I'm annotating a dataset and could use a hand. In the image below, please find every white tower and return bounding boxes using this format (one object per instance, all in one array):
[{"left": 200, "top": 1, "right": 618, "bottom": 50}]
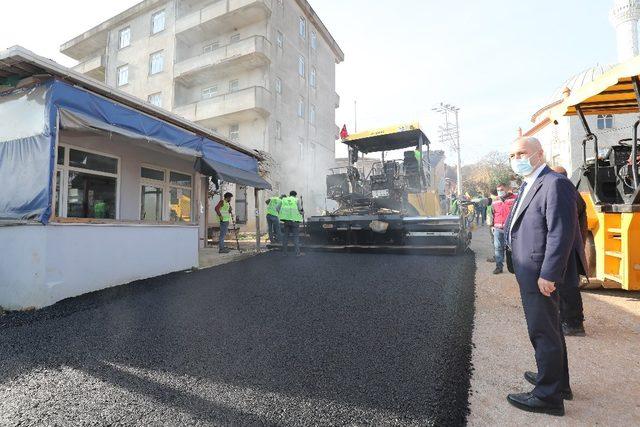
[{"left": 610, "top": 0, "right": 640, "bottom": 62}]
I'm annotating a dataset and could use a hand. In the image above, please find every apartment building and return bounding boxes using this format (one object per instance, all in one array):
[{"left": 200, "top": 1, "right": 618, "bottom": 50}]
[{"left": 61, "top": 0, "right": 344, "bottom": 227}]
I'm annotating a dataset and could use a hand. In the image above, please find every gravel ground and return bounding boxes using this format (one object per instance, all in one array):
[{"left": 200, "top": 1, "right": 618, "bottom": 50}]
[{"left": 0, "top": 251, "right": 476, "bottom": 426}]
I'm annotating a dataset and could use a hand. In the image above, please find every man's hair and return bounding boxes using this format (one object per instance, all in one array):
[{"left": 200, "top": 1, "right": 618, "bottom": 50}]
[
  {"left": 490, "top": 189, "right": 498, "bottom": 196},
  {"left": 289, "top": 190, "right": 297, "bottom": 197},
  {"left": 280, "top": 194, "right": 287, "bottom": 199},
  {"left": 224, "top": 192, "right": 233, "bottom": 199},
  {"left": 496, "top": 183, "right": 507, "bottom": 189}
]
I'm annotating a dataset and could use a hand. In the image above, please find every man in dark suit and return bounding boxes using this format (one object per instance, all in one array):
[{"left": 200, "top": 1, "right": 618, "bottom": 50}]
[{"left": 505, "top": 137, "right": 587, "bottom": 416}]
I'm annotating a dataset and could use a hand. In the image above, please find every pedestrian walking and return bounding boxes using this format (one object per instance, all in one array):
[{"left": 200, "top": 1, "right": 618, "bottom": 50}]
[
  {"left": 490, "top": 183, "right": 517, "bottom": 274},
  {"left": 505, "top": 137, "right": 587, "bottom": 416},
  {"left": 279, "top": 190, "right": 304, "bottom": 256},
  {"left": 552, "top": 166, "right": 587, "bottom": 336},
  {"left": 265, "top": 196, "right": 282, "bottom": 243},
  {"left": 215, "top": 192, "right": 233, "bottom": 253}
]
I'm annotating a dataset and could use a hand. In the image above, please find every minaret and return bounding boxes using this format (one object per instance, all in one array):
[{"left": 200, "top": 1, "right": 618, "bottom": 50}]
[{"left": 610, "top": 0, "right": 640, "bottom": 62}]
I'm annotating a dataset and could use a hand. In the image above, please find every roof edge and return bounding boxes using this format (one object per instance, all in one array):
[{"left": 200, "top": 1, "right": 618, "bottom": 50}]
[
  {"left": 1, "top": 45, "right": 261, "bottom": 160},
  {"left": 294, "top": 0, "right": 344, "bottom": 63}
]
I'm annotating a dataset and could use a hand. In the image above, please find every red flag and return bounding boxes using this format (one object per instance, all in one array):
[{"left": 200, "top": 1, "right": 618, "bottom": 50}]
[{"left": 340, "top": 125, "right": 349, "bottom": 140}]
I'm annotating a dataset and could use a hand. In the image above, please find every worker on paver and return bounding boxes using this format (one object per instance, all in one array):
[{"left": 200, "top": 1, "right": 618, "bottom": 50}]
[
  {"left": 551, "top": 166, "right": 586, "bottom": 337},
  {"left": 279, "top": 190, "right": 304, "bottom": 256},
  {"left": 266, "top": 195, "right": 282, "bottom": 244},
  {"left": 449, "top": 193, "right": 460, "bottom": 215},
  {"left": 215, "top": 192, "right": 233, "bottom": 254},
  {"left": 490, "top": 183, "right": 516, "bottom": 274}
]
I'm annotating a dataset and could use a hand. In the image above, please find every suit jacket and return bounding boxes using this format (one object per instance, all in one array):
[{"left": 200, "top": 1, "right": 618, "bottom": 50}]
[{"left": 507, "top": 166, "right": 588, "bottom": 292}]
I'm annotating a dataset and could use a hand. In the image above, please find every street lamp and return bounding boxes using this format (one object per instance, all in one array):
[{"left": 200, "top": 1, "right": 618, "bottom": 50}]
[{"left": 432, "top": 102, "right": 462, "bottom": 196}]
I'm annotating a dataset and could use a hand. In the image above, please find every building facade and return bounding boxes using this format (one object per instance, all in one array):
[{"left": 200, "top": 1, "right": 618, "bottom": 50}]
[
  {"left": 60, "top": 0, "right": 343, "bottom": 226},
  {"left": 524, "top": 0, "right": 640, "bottom": 173}
]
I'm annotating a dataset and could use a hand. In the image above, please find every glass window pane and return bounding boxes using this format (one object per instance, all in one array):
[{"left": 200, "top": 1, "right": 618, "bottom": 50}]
[
  {"left": 170, "top": 171, "right": 192, "bottom": 187},
  {"left": 141, "top": 185, "right": 163, "bottom": 221},
  {"left": 141, "top": 167, "right": 165, "bottom": 181},
  {"left": 67, "top": 171, "right": 117, "bottom": 219},
  {"left": 152, "top": 10, "right": 165, "bottom": 34},
  {"left": 57, "top": 146, "right": 65, "bottom": 165},
  {"left": 170, "top": 187, "right": 191, "bottom": 222},
  {"left": 55, "top": 170, "right": 62, "bottom": 217},
  {"left": 69, "top": 149, "right": 118, "bottom": 174}
]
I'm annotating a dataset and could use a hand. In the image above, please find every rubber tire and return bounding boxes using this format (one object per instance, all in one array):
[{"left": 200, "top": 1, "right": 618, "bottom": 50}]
[{"left": 580, "top": 231, "right": 601, "bottom": 290}]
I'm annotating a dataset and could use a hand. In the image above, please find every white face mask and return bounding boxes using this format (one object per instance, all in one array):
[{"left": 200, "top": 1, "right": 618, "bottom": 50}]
[{"left": 497, "top": 190, "right": 506, "bottom": 197}]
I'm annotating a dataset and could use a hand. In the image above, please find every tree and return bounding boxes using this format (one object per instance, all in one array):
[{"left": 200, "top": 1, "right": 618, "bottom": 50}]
[{"left": 461, "top": 151, "right": 514, "bottom": 196}]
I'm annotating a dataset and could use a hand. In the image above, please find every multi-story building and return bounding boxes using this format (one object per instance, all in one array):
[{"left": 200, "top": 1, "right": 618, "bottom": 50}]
[{"left": 60, "top": 0, "right": 344, "bottom": 227}]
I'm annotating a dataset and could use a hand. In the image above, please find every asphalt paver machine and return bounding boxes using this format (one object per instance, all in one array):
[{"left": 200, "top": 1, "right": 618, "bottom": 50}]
[
  {"left": 304, "top": 123, "right": 471, "bottom": 254},
  {"left": 548, "top": 57, "right": 640, "bottom": 290}
]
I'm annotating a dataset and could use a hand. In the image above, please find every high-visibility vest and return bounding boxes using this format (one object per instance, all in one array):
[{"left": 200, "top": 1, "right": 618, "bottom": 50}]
[
  {"left": 414, "top": 150, "right": 423, "bottom": 162},
  {"left": 266, "top": 197, "right": 281, "bottom": 217},
  {"left": 220, "top": 200, "right": 231, "bottom": 222},
  {"left": 279, "top": 196, "right": 303, "bottom": 222}
]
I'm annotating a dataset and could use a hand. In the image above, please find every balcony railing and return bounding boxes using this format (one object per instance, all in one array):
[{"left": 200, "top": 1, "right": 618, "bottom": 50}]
[
  {"left": 72, "top": 53, "right": 106, "bottom": 81},
  {"left": 175, "top": 36, "right": 271, "bottom": 80},
  {"left": 174, "top": 86, "right": 271, "bottom": 122},
  {"left": 176, "top": 0, "right": 272, "bottom": 35}
]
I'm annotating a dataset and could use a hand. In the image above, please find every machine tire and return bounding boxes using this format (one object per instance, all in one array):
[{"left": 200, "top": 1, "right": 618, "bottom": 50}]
[{"left": 580, "top": 232, "right": 601, "bottom": 290}]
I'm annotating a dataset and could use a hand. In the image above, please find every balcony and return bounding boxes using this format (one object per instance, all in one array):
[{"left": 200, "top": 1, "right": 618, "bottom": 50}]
[
  {"left": 176, "top": 0, "right": 272, "bottom": 44},
  {"left": 175, "top": 36, "right": 271, "bottom": 85},
  {"left": 72, "top": 53, "right": 106, "bottom": 82},
  {"left": 174, "top": 86, "right": 271, "bottom": 127}
]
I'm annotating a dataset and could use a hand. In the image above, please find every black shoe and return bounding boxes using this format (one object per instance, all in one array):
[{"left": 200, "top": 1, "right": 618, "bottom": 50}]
[
  {"left": 486, "top": 257, "right": 496, "bottom": 263},
  {"left": 219, "top": 249, "right": 230, "bottom": 254},
  {"left": 562, "top": 322, "right": 586, "bottom": 337},
  {"left": 507, "top": 392, "right": 564, "bottom": 416},
  {"left": 524, "top": 371, "right": 574, "bottom": 400},
  {"left": 493, "top": 267, "right": 503, "bottom": 274}
]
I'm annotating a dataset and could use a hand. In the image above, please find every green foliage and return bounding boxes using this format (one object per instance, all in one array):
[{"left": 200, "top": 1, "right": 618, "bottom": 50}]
[{"left": 461, "top": 151, "right": 513, "bottom": 196}]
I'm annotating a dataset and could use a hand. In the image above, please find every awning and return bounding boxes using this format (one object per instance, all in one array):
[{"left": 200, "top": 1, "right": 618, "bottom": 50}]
[
  {"left": 343, "top": 122, "right": 430, "bottom": 153},
  {"left": 547, "top": 55, "right": 640, "bottom": 121}
]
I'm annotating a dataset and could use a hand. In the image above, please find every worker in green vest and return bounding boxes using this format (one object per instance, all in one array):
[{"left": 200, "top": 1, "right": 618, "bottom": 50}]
[
  {"left": 265, "top": 195, "right": 282, "bottom": 243},
  {"left": 279, "top": 190, "right": 304, "bottom": 256},
  {"left": 449, "top": 193, "right": 460, "bottom": 215},
  {"left": 214, "top": 192, "right": 233, "bottom": 253}
]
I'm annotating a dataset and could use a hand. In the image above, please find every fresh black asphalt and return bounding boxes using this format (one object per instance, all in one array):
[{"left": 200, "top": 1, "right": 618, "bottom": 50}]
[{"left": 0, "top": 251, "right": 476, "bottom": 426}]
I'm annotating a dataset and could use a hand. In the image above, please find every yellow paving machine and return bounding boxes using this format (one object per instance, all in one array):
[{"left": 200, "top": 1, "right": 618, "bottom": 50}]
[
  {"left": 548, "top": 57, "right": 640, "bottom": 290},
  {"left": 303, "top": 123, "right": 471, "bottom": 254}
]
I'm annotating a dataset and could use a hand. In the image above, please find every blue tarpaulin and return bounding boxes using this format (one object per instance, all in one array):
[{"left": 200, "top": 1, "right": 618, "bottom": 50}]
[{"left": 0, "top": 79, "right": 270, "bottom": 223}]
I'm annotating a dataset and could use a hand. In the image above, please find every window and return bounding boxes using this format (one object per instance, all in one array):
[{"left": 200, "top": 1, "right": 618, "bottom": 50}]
[
  {"left": 298, "top": 97, "right": 305, "bottom": 118},
  {"left": 230, "top": 33, "right": 241, "bottom": 43},
  {"left": 229, "top": 124, "right": 240, "bottom": 141},
  {"left": 275, "top": 121, "right": 282, "bottom": 140},
  {"left": 119, "top": 27, "right": 131, "bottom": 49},
  {"left": 203, "top": 41, "right": 219, "bottom": 53},
  {"left": 229, "top": 79, "right": 239, "bottom": 93},
  {"left": 310, "top": 67, "right": 316, "bottom": 87},
  {"left": 202, "top": 85, "right": 218, "bottom": 99},
  {"left": 235, "top": 186, "right": 248, "bottom": 224},
  {"left": 311, "top": 30, "right": 317, "bottom": 50},
  {"left": 117, "top": 65, "right": 129, "bottom": 86},
  {"left": 298, "top": 138, "right": 305, "bottom": 160},
  {"left": 148, "top": 92, "right": 162, "bottom": 107},
  {"left": 298, "top": 55, "right": 305, "bottom": 78},
  {"left": 140, "top": 166, "right": 193, "bottom": 223},
  {"left": 275, "top": 77, "right": 282, "bottom": 95},
  {"left": 299, "top": 16, "right": 306, "bottom": 39},
  {"left": 149, "top": 51, "right": 164, "bottom": 75},
  {"left": 597, "top": 114, "right": 614, "bottom": 129},
  {"left": 151, "top": 10, "right": 166, "bottom": 35},
  {"left": 56, "top": 146, "right": 119, "bottom": 220},
  {"left": 310, "top": 104, "right": 316, "bottom": 125},
  {"left": 276, "top": 30, "right": 284, "bottom": 49}
]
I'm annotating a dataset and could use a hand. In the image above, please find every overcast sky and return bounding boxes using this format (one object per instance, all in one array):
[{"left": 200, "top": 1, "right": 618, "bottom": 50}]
[{"left": 1, "top": 1, "right": 618, "bottom": 164}]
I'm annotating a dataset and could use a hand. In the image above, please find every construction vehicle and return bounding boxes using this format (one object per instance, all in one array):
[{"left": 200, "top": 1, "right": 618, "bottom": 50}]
[
  {"left": 303, "top": 123, "right": 471, "bottom": 254},
  {"left": 548, "top": 57, "right": 640, "bottom": 290}
]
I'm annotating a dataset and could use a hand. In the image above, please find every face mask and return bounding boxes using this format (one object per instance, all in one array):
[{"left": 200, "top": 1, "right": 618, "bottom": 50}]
[
  {"left": 510, "top": 151, "right": 540, "bottom": 176},
  {"left": 497, "top": 190, "right": 506, "bottom": 198}
]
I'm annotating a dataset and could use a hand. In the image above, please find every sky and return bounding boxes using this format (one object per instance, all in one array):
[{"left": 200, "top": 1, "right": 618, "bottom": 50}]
[{"left": 0, "top": 1, "right": 619, "bottom": 164}]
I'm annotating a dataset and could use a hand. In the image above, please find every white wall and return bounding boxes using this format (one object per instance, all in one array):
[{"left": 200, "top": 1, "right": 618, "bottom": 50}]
[{"left": 0, "top": 223, "right": 198, "bottom": 310}]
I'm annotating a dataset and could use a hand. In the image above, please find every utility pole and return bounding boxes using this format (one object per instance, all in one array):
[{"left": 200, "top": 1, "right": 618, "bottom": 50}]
[{"left": 432, "top": 103, "right": 462, "bottom": 196}]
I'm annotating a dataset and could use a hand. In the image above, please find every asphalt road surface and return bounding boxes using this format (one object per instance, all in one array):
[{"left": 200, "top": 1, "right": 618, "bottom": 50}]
[{"left": 0, "top": 251, "right": 476, "bottom": 426}]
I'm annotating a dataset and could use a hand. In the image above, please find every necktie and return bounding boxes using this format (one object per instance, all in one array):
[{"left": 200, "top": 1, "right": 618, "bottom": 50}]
[{"left": 505, "top": 181, "right": 528, "bottom": 246}]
